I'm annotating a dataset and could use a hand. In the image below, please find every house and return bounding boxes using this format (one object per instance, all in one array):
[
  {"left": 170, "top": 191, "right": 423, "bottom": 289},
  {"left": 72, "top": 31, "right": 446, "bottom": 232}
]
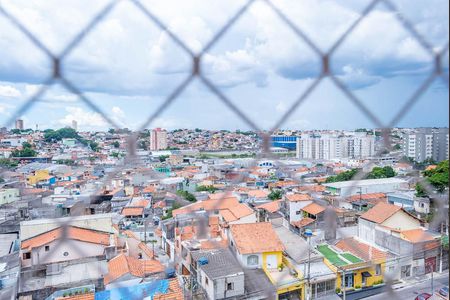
[
  {"left": 281, "top": 193, "right": 313, "bottom": 226},
  {"left": 387, "top": 191, "right": 430, "bottom": 214},
  {"left": 358, "top": 202, "right": 422, "bottom": 244},
  {"left": 191, "top": 248, "right": 245, "bottom": 300},
  {"left": 20, "top": 226, "right": 115, "bottom": 267},
  {"left": 229, "top": 223, "right": 302, "bottom": 300},
  {"left": 358, "top": 202, "right": 443, "bottom": 279},
  {"left": 318, "top": 238, "right": 386, "bottom": 293},
  {"left": 0, "top": 188, "right": 20, "bottom": 206}
]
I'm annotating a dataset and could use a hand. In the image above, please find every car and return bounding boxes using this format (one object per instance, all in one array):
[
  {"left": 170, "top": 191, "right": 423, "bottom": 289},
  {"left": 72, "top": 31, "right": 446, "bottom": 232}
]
[
  {"left": 415, "top": 293, "right": 432, "bottom": 300},
  {"left": 439, "top": 286, "right": 449, "bottom": 297}
]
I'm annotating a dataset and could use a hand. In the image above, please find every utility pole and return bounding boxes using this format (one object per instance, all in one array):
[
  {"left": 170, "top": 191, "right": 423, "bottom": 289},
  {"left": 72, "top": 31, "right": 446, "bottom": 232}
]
[
  {"left": 342, "top": 268, "right": 346, "bottom": 300},
  {"left": 305, "top": 229, "right": 313, "bottom": 300}
]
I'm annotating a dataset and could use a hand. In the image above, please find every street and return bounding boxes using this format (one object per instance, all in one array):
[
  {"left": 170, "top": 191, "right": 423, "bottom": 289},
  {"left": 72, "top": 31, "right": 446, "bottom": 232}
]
[{"left": 366, "top": 273, "right": 449, "bottom": 300}]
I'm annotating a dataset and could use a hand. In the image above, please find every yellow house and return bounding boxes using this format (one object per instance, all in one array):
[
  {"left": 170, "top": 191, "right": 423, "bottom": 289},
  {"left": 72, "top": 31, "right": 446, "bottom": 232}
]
[
  {"left": 318, "top": 238, "right": 386, "bottom": 294},
  {"left": 27, "top": 170, "right": 50, "bottom": 186},
  {"left": 229, "top": 223, "right": 305, "bottom": 299}
]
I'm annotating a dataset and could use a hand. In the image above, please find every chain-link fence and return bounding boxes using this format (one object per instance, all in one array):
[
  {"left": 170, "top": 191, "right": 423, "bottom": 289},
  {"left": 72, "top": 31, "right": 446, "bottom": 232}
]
[{"left": 0, "top": 0, "right": 448, "bottom": 299}]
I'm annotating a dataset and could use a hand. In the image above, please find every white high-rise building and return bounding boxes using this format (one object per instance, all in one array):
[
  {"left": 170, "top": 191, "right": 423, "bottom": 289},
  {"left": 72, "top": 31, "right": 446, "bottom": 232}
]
[
  {"left": 150, "top": 128, "right": 168, "bottom": 151},
  {"left": 296, "top": 132, "right": 375, "bottom": 160},
  {"left": 71, "top": 120, "right": 78, "bottom": 131},
  {"left": 402, "top": 128, "right": 449, "bottom": 162}
]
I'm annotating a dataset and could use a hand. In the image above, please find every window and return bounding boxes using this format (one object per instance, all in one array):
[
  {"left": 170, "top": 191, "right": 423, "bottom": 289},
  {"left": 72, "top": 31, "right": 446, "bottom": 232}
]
[
  {"left": 205, "top": 277, "right": 209, "bottom": 286},
  {"left": 63, "top": 251, "right": 69, "bottom": 257},
  {"left": 45, "top": 245, "right": 50, "bottom": 252},
  {"left": 375, "top": 264, "right": 381, "bottom": 275},
  {"left": 296, "top": 211, "right": 301, "bottom": 215},
  {"left": 247, "top": 255, "right": 259, "bottom": 266},
  {"left": 401, "top": 265, "right": 411, "bottom": 278},
  {"left": 23, "top": 252, "right": 31, "bottom": 260},
  {"left": 227, "top": 282, "right": 234, "bottom": 291}
]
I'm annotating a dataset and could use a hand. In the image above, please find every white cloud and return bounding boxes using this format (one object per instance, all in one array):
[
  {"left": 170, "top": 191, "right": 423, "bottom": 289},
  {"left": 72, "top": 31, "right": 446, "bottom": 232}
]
[
  {"left": 58, "top": 106, "right": 107, "bottom": 129},
  {"left": 0, "top": 85, "right": 21, "bottom": 97}
]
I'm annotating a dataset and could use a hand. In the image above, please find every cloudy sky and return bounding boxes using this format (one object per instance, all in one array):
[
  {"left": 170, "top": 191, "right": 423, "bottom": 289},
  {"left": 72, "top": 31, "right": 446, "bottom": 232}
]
[{"left": 0, "top": 0, "right": 448, "bottom": 131}]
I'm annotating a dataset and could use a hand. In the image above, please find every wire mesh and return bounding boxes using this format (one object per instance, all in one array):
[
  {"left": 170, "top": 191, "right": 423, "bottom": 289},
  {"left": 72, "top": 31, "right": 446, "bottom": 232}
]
[{"left": 0, "top": 0, "right": 448, "bottom": 299}]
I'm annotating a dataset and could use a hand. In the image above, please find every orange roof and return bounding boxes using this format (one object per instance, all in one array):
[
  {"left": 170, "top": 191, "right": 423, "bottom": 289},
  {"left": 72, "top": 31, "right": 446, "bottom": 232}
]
[
  {"left": 220, "top": 204, "right": 254, "bottom": 222},
  {"left": 348, "top": 193, "right": 386, "bottom": 202},
  {"left": 335, "top": 238, "right": 386, "bottom": 262},
  {"left": 401, "top": 229, "right": 436, "bottom": 243},
  {"left": 209, "top": 216, "right": 220, "bottom": 225},
  {"left": 298, "top": 185, "right": 326, "bottom": 192},
  {"left": 143, "top": 186, "right": 157, "bottom": 193},
  {"left": 291, "top": 218, "right": 315, "bottom": 228},
  {"left": 257, "top": 200, "right": 281, "bottom": 213},
  {"left": 122, "top": 207, "right": 144, "bottom": 216},
  {"left": 200, "top": 239, "right": 228, "bottom": 250},
  {"left": 425, "top": 165, "right": 437, "bottom": 171},
  {"left": 360, "top": 202, "right": 402, "bottom": 224},
  {"left": 132, "top": 199, "right": 150, "bottom": 207},
  {"left": 247, "top": 190, "right": 269, "bottom": 198},
  {"left": 173, "top": 197, "right": 240, "bottom": 217},
  {"left": 302, "top": 203, "right": 326, "bottom": 215},
  {"left": 230, "top": 223, "right": 284, "bottom": 254},
  {"left": 208, "top": 192, "right": 234, "bottom": 200},
  {"left": 21, "top": 226, "right": 111, "bottom": 250},
  {"left": 138, "top": 242, "right": 155, "bottom": 259},
  {"left": 285, "top": 193, "right": 313, "bottom": 202},
  {"left": 154, "top": 279, "right": 184, "bottom": 300},
  {"left": 104, "top": 254, "right": 144, "bottom": 285},
  {"left": 142, "top": 259, "right": 164, "bottom": 274}
]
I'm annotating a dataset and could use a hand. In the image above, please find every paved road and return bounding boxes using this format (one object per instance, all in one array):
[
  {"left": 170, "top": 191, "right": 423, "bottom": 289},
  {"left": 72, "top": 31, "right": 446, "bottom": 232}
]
[{"left": 366, "top": 273, "right": 449, "bottom": 300}]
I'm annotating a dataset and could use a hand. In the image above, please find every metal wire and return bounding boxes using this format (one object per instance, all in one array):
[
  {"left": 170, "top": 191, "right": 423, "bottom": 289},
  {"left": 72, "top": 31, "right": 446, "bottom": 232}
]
[{"left": 0, "top": 0, "right": 448, "bottom": 299}]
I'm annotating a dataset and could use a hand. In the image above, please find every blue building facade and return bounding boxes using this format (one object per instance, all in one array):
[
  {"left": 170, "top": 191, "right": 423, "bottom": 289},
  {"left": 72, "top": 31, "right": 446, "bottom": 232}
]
[{"left": 271, "top": 136, "right": 298, "bottom": 150}]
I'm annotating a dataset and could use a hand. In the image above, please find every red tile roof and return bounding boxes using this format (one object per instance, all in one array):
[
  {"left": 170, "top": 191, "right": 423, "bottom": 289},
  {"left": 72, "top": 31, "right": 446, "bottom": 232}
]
[
  {"left": 21, "top": 226, "right": 111, "bottom": 250},
  {"left": 104, "top": 254, "right": 144, "bottom": 285},
  {"left": 257, "top": 200, "right": 281, "bottom": 213},
  {"left": 335, "top": 238, "right": 386, "bottom": 262},
  {"left": 302, "top": 203, "right": 326, "bottom": 215},
  {"left": 230, "top": 223, "right": 284, "bottom": 254},
  {"left": 360, "top": 202, "right": 402, "bottom": 224},
  {"left": 285, "top": 193, "right": 313, "bottom": 202}
]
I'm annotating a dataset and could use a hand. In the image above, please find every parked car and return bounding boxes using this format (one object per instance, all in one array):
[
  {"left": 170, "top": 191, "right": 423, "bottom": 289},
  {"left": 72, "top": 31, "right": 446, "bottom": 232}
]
[
  {"left": 439, "top": 286, "right": 449, "bottom": 297},
  {"left": 415, "top": 293, "right": 432, "bottom": 300}
]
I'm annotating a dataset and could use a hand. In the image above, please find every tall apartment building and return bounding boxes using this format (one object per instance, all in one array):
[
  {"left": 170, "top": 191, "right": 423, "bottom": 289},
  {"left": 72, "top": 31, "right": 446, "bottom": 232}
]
[
  {"left": 150, "top": 128, "right": 168, "bottom": 151},
  {"left": 296, "top": 132, "right": 375, "bottom": 160},
  {"left": 402, "top": 128, "right": 449, "bottom": 162},
  {"left": 15, "top": 119, "right": 24, "bottom": 130}
]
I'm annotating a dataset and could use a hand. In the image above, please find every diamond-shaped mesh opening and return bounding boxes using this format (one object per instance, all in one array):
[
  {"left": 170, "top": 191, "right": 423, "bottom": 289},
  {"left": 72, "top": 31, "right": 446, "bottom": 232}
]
[{"left": 0, "top": 1, "right": 448, "bottom": 299}]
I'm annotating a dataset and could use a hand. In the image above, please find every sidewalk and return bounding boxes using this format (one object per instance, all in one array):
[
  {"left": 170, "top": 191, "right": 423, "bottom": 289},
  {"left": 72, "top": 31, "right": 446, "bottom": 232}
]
[{"left": 391, "top": 271, "right": 449, "bottom": 290}]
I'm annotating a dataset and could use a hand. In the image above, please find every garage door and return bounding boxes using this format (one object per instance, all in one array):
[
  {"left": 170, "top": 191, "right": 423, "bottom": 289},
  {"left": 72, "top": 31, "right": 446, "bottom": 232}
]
[{"left": 266, "top": 255, "right": 278, "bottom": 269}]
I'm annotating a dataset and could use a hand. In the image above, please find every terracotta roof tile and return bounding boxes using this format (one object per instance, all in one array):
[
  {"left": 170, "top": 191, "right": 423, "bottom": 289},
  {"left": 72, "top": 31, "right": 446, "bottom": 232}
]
[
  {"left": 401, "top": 229, "right": 436, "bottom": 243},
  {"left": 122, "top": 207, "right": 144, "bottom": 216},
  {"left": 302, "top": 203, "right": 326, "bottom": 215},
  {"left": 21, "top": 226, "right": 111, "bottom": 250},
  {"left": 291, "top": 218, "right": 315, "bottom": 228},
  {"left": 360, "top": 202, "right": 402, "bottom": 224},
  {"left": 335, "top": 238, "right": 386, "bottom": 262},
  {"left": 104, "top": 254, "right": 144, "bottom": 285},
  {"left": 230, "top": 223, "right": 284, "bottom": 254},
  {"left": 257, "top": 200, "right": 281, "bottom": 213},
  {"left": 154, "top": 279, "right": 184, "bottom": 300},
  {"left": 285, "top": 193, "right": 313, "bottom": 202}
]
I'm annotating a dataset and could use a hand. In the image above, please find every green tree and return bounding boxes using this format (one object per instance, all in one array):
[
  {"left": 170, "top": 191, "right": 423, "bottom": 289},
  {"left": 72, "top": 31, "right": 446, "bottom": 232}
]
[
  {"left": 159, "top": 155, "right": 169, "bottom": 162},
  {"left": 366, "top": 166, "right": 396, "bottom": 179},
  {"left": 0, "top": 159, "right": 18, "bottom": 168},
  {"left": 196, "top": 185, "right": 217, "bottom": 193},
  {"left": 268, "top": 189, "right": 283, "bottom": 200},
  {"left": 423, "top": 160, "right": 449, "bottom": 192},
  {"left": 393, "top": 144, "right": 401, "bottom": 150},
  {"left": 326, "top": 169, "right": 359, "bottom": 183},
  {"left": 10, "top": 129, "right": 21, "bottom": 134},
  {"left": 415, "top": 183, "right": 428, "bottom": 197},
  {"left": 44, "top": 127, "right": 79, "bottom": 142},
  {"left": 12, "top": 142, "right": 37, "bottom": 157},
  {"left": 112, "top": 141, "right": 120, "bottom": 148}
]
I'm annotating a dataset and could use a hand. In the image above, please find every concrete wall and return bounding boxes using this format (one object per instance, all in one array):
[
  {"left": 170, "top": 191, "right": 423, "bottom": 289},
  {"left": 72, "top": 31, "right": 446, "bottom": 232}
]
[
  {"left": 289, "top": 201, "right": 313, "bottom": 223},
  {"left": 382, "top": 211, "right": 421, "bottom": 231},
  {"left": 199, "top": 269, "right": 245, "bottom": 300},
  {"left": 22, "top": 239, "right": 106, "bottom": 267}
]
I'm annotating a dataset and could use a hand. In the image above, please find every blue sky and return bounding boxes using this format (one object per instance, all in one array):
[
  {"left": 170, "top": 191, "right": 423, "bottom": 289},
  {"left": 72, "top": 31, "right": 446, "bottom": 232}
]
[{"left": 0, "top": 0, "right": 448, "bottom": 131}]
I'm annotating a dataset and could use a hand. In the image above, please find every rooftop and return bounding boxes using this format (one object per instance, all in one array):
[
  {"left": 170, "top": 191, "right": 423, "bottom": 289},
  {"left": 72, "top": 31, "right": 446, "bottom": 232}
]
[
  {"left": 323, "top": 178, "right": 407, "bottom": 188},
  {"left": 191, "top": 248, "right": 243, "bottom": 280},
  {"left": 359, "top": 202, "right": 402, "bottom": 224},
  {"left": 230, "top": 223, "right": 284, "bottom": 255}
]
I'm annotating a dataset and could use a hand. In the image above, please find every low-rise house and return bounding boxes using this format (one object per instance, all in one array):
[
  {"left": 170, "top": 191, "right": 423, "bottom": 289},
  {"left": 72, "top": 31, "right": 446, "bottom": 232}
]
[
  {"left": 318, "top": 238, "right": 387, "bottom": 293},
  {"left": 281, "top": 193, "right": 313, "bottom": 226},
  {"left": 387, "top": 191, "right": 430, "bottom": 214},
  {"left": 0, "top": 188, "right": 20, "bottom": 206},
  {"left": 191, "top": 248, "right": 245, "bottom": 300},
  {"left": 229, "top": 223, "right": 303, "bottom": 299}
]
